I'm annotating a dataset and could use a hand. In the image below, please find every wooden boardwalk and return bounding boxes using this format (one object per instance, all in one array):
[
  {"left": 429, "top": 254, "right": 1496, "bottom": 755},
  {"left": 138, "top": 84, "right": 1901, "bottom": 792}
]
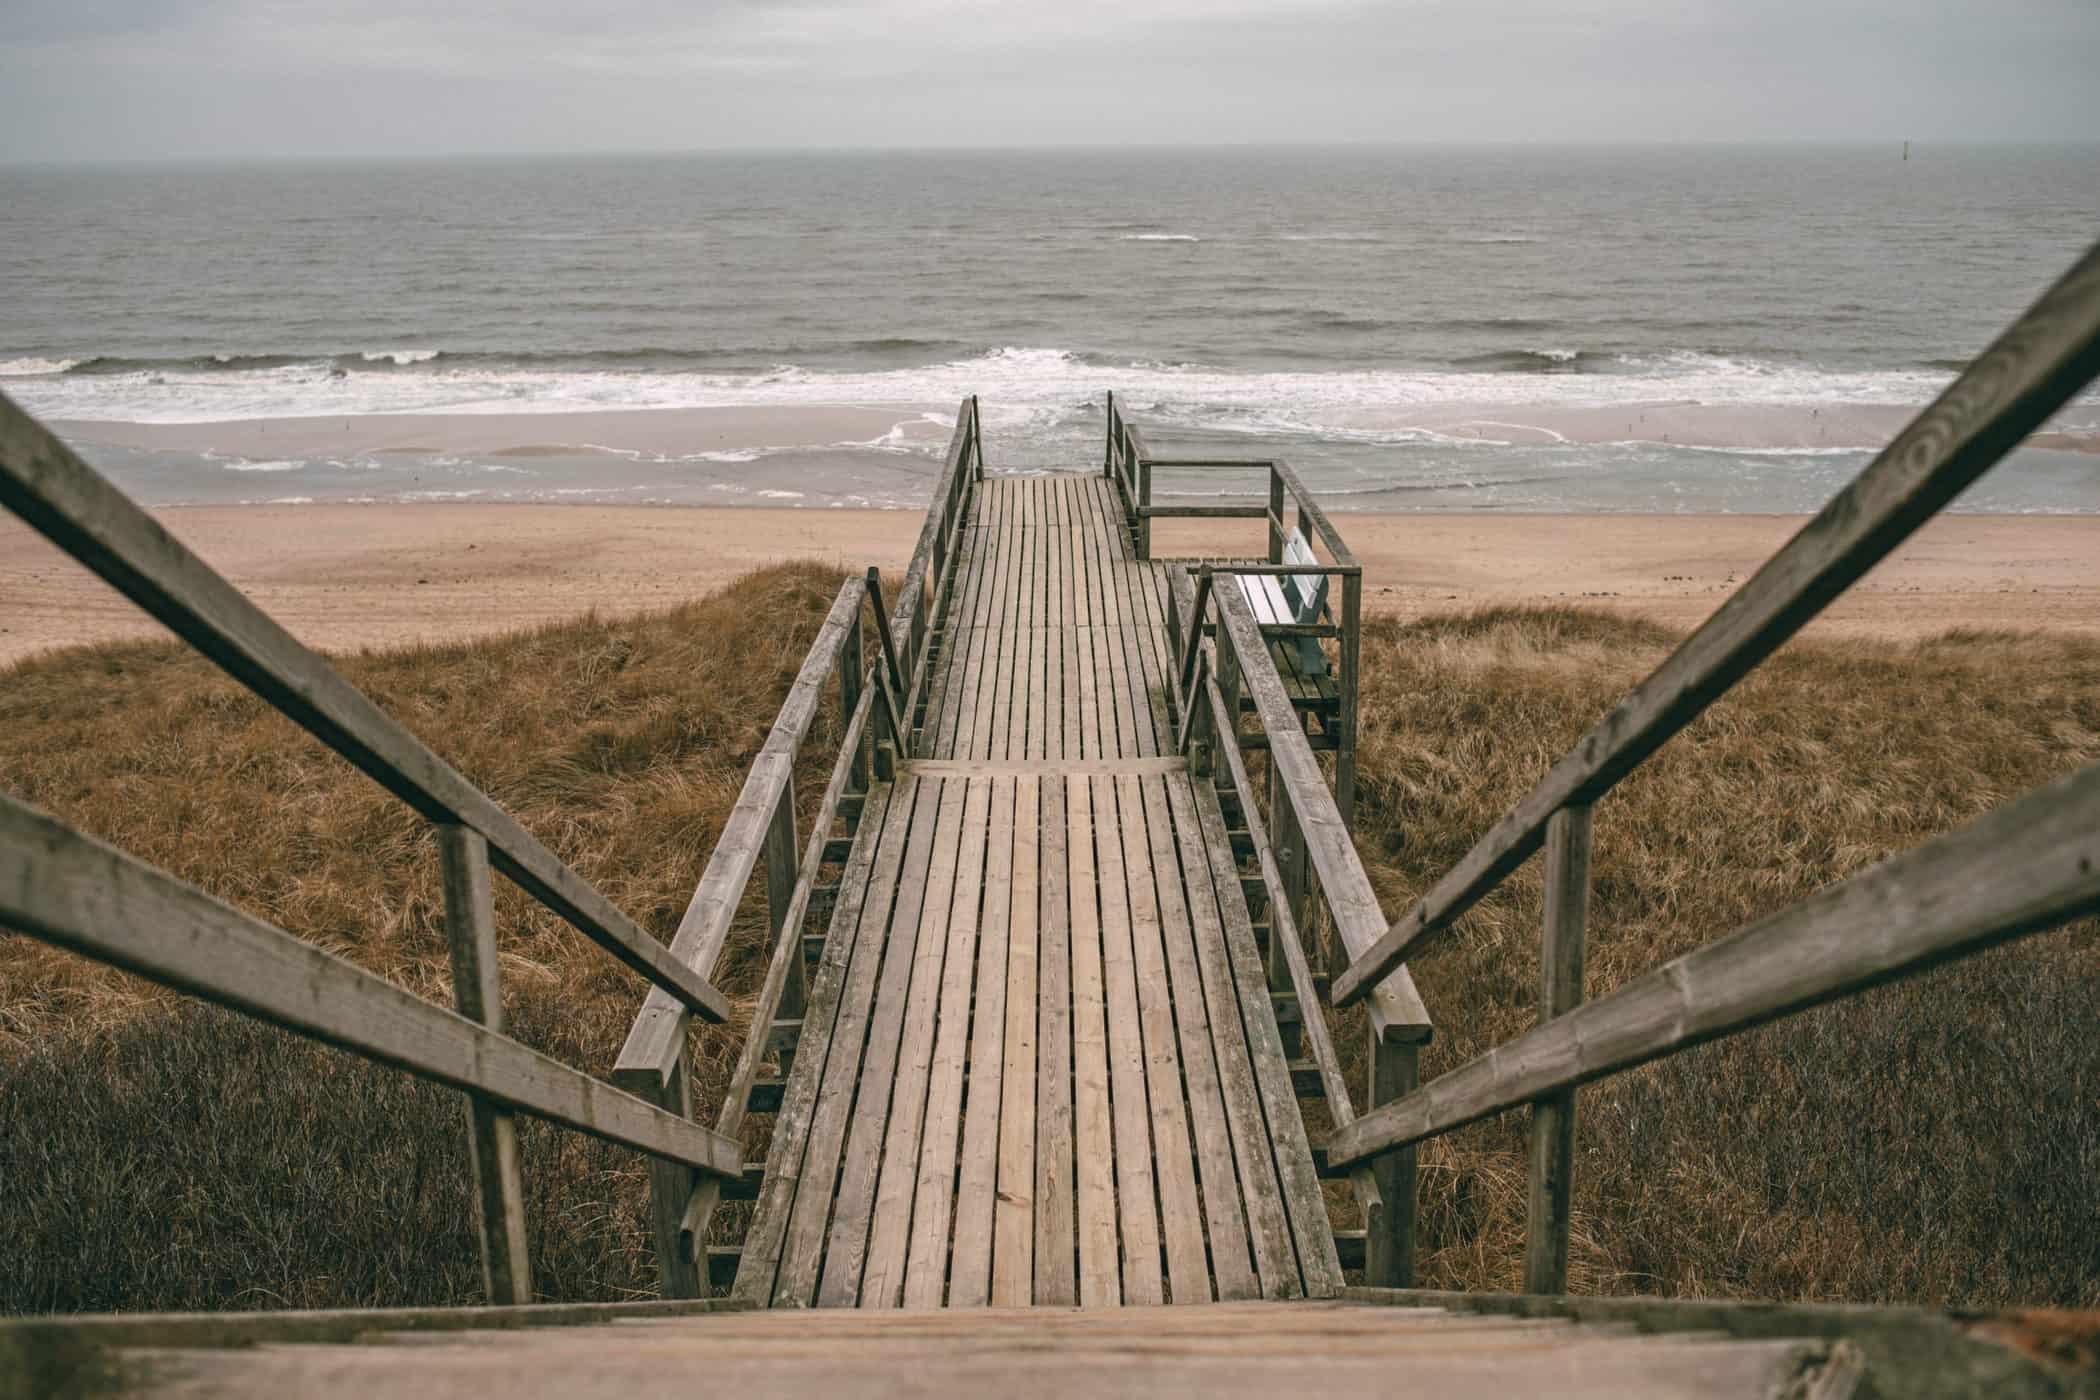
[{"left": 734, "top": 474, "right": 1340, "bottom": 1308}]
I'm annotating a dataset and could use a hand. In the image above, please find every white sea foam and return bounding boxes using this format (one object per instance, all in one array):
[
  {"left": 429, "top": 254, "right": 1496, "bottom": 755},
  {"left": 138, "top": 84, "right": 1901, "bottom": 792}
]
[
  {"left": 0, "top": 356, "right": 80, "bottom": 376},
  {"left": 756, "top": 488, "right": 805, "bottom": 499},
  {"left": 1121, "top": 233, "right": 1200, "bottom": 242},
  {"left": 361, "top": 348, "right": 441, "bottom": 365},
  {"left": 221, "top": 458, "right": 306, "bottom": 473},
  {"left": 0, "top": 342, "right": 2012, "bottom": 444}
]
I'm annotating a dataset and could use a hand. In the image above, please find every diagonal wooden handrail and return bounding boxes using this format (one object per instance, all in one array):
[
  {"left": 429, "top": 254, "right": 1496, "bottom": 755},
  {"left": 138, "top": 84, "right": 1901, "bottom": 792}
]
[
  {"left": 0, "top": 391, "right": 731, "bottom": 1025},
  {"left": 1333, "top": 238, "right": 2100, "bottom": 1008}
]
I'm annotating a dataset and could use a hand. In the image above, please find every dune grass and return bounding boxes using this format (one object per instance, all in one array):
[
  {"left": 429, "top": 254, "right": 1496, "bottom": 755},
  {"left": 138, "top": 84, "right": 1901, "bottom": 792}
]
[{"left": 2, "top": 564, "right": 2095, "bottom": 1313}]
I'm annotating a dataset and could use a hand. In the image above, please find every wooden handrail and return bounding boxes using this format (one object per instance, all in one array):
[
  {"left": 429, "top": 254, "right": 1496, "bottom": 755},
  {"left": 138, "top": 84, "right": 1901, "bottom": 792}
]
[
  {"left": 1333, "top": 239, "right": 2100, "bottom": 1008},
  {"left": 0, "top": 391, "right": 732, "bottom": 1026},
  {"left": 1327, "top": 755, "right": 2100, "bottom": 1166},
  {"left": 1208, "top": 582, "right": 1431, "bottom": 1043},
  {"left": 614, "top": 575, "right": 877, "bottom": 1090},
  {"left": 0, "top": 795, "right": 743, "bottom": 1176}
]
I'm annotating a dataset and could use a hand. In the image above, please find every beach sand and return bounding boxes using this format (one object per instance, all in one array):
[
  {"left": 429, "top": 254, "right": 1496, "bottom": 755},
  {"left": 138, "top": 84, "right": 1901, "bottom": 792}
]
[{"left": 5, "top": 505, "right": 2097, "bottom": 669}]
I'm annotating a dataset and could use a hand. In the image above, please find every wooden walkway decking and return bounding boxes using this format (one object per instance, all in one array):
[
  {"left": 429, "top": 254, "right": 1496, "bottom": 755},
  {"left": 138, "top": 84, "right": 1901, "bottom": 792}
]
[{"left": 733, "top": 474, "right": 1340, "bottom": 1308}]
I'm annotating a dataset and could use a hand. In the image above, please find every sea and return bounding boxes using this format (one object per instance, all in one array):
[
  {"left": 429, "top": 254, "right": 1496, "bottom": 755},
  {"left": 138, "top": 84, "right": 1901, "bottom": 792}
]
[{"left": 3, "top": 145, "right": 2097, "bottom": 513}]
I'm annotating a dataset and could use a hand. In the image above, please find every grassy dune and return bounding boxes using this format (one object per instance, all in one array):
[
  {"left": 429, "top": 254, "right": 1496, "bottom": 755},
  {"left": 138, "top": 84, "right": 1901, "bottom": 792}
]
[{"left": 3, "top": 565, "right": 2096, "bottom": 1313}]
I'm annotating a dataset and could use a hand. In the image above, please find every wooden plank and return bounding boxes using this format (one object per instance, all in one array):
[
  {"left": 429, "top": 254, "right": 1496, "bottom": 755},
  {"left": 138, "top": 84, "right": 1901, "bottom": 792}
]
[
  {"left": 904, "top": 757, "right": 1187, "bottom": 778},
  {"left": 438, "top": 824, "right": 532, "bottom": 1306},
  {"left": 1162, "top": 775, "right": 1297, "bottom": 1299},
  {"left": 1184, "top": 777, "right": 1343, "bottom": 1296},
  {"left": 1115, "top": 773, "right": 1209, "bottom": 1303},
  {"left": 1525, "top": 804, "right": 1592, "bottom": 1296},
  {"left": 1065, "top": 776, "right": 1120, "bottom": 1306},
  {"left": 0, "top": 795, "right": 740, "bottom": 1177},
  {"left": 1032, "top": 774, "right": 1075, "bottom": 1307},
  {"left": 1330, "top": 756, "right": 2100, "bottom": 1166},
  {"left": 1208, "top": 583, "right": 1432, "bottom": 1044},
  {"left": 952, "top": 775, "right": 1020, "bottom": 1307},
  {"left": 738, "top": 780, "right": 905, "bottom": 1305},
  {"left": 771, "top": 776, "right": 936, "bottom": 1306},
  {"left": 0, "top": 396, "right": 736, "bottom": 1032},
  {"left": 1094, "top": 775, "right": 1164, "bottom": 1306},
  {"left": 902, "top": 778, "right": 995, "bottom": 1307},
  {"left": 849, "top": 778, "right": 972, "bottom": 1306},
  {"left": 1136, "top": 778, "right": 1257, "bottom": 1302},
  {"left": 1334, "top": 241, "right": 2100, "bottom": 1006}
]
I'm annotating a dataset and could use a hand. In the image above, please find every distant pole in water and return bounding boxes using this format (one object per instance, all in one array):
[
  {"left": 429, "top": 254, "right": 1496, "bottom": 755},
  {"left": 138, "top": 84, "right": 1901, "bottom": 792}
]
[{"left": 1903, "top": 140, "right": 1910, "bottom": 161}]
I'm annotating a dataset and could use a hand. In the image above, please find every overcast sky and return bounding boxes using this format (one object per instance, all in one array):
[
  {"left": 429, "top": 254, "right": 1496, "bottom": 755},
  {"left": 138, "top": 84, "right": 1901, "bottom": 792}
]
[{"left": 4, "top": 0, "right": 2097, "bottom": 162}]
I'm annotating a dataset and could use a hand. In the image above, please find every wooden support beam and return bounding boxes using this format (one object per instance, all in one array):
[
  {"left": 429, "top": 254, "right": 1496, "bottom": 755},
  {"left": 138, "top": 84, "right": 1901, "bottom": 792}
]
[
  {"left": 1524, "top": 805, "right": 1591, "bottom": 1296},
  {"left": 438, "top": 825, "right": 532, "bottom": 1306}
]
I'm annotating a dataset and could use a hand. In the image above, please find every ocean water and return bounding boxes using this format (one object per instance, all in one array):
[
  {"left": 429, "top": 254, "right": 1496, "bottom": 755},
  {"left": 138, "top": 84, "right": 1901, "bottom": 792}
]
[{"left": 2, "top": 146, "right": 2096, "bottom": 511}]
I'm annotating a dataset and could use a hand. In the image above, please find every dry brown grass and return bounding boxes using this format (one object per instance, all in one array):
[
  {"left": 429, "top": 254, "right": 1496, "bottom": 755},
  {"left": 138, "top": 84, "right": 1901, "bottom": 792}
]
[
  {"left": 1, "top": 562, "right": 853, "bottom": 1312},
  {"left": 3, "top": 573, "right": 2095, "bottom": 1313},
  {"left": 1336, "top": 606, "right": 2100, "bottom": 1308}
]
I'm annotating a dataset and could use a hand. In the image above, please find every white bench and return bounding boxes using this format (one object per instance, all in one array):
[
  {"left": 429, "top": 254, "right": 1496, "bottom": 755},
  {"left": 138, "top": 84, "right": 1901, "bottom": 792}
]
[{"left": 1236, "top": 528, "right": 1330, "bottom": 679}]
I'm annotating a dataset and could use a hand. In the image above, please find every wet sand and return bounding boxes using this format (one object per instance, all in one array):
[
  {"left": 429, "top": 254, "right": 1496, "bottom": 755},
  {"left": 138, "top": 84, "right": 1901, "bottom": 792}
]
[{"left": 5, "top": 505, "right": 2098, "bottom": 669}]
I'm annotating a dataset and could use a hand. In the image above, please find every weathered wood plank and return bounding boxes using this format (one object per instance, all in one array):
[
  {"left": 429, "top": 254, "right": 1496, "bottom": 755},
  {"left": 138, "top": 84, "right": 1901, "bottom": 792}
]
[
  {"left": 0, "top": 393, "right": 732, "bottom": 1029},
  {"left": 1135, "top": 776, "right": 1253, "bottom": 1302},
  {"left": 1095, "top": 775, "right": 1164, "bottom": 1306},
  {"left": 851, "top": 778, "right": 972, "bottom": 1307},
  {"left": 0, "top": 795, "right": 740, "bottom": 1177},
  {"left": 1116, "top": 773, "right": 1209, "bottom": 1303},
  {"left": 1161, "top": 775, "right": 1297, "bottom": 1299},
  {"left": 953, "top": 775, "right": 1020, "bottom": 1307},
  {"left": 903, "top": 778, "right": 995, "bottom": 1307},
  {"left": 1032, "top": 774, "right": 1076, "bottom": 1307},
  {"left": 1065, "top": 776, "right": 1120, "bottom": 1306},
  {"left": 1330, "top": 757, "right": 2100, "bottom": 1165},
  {"left": 1335, "top": 242, "right": 2100, "bottom": 1006}
]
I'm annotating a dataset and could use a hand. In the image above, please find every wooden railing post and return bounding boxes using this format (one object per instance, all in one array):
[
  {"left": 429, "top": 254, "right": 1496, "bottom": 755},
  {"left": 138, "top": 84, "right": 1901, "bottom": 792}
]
[
  {"left": 1136, "top": 454, "right": 1152, "bottom": 560},
  {"left": 1366, "top": 1033, "right": 1420, "bottom": 1288},
  {"left": 767, "top": 779, "right": 805, "bottom": 1024},
  {"left": 1525, "top": 803, "right": 1593, "bottom": 1294},
  {"left": 1267, "top": 466, "right": 1286, "bottom": 564},
  {"left": 841, "top": 612, "right": 867, "bottom": 795},
  {"left": 437, "top": 823, "right": 532, "bottom": 1306},
  {"left": 640, "top": 1053, "right": 704, "bottom": 1299},
  {"left": 1337, "top": 568, "right": 1361, "bottom": 833}
]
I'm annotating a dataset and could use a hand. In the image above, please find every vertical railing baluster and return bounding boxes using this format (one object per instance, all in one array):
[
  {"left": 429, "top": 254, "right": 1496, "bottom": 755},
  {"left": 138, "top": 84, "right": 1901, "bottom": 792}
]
[
  {"left": 767, "top": 779, "right": 804, "bottom": 1025},
  {"left": 1267, "top": 467, "right": 1285, "bottom": 564},
  {"left": 639, "top": 1052, "right": 703, "bottom": 1299},
  {"left": 1137, "top": 454, "right": 1152, "bottom": 560},
  {"left": 1525, "top": 803, "right": 1593, "bottom": 1294},
  {"left": 1366, "top": 1033, "right": 1420, "bottom": 1287},
  {"left": 1337, "top": 567, "right": 1361, "bottom": 834},
  {"left": 842, "top": 608, "right": 867, "bottom": 795},
  {"left": 437, "top": 823, "right": 533, "bottom": 1305}
]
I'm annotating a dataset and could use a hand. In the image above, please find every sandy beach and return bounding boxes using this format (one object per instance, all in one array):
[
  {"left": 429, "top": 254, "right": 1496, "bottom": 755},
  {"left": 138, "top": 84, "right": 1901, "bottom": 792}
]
[{"left": 5, "top": 504, "right": 2097, "bottom": 668}]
